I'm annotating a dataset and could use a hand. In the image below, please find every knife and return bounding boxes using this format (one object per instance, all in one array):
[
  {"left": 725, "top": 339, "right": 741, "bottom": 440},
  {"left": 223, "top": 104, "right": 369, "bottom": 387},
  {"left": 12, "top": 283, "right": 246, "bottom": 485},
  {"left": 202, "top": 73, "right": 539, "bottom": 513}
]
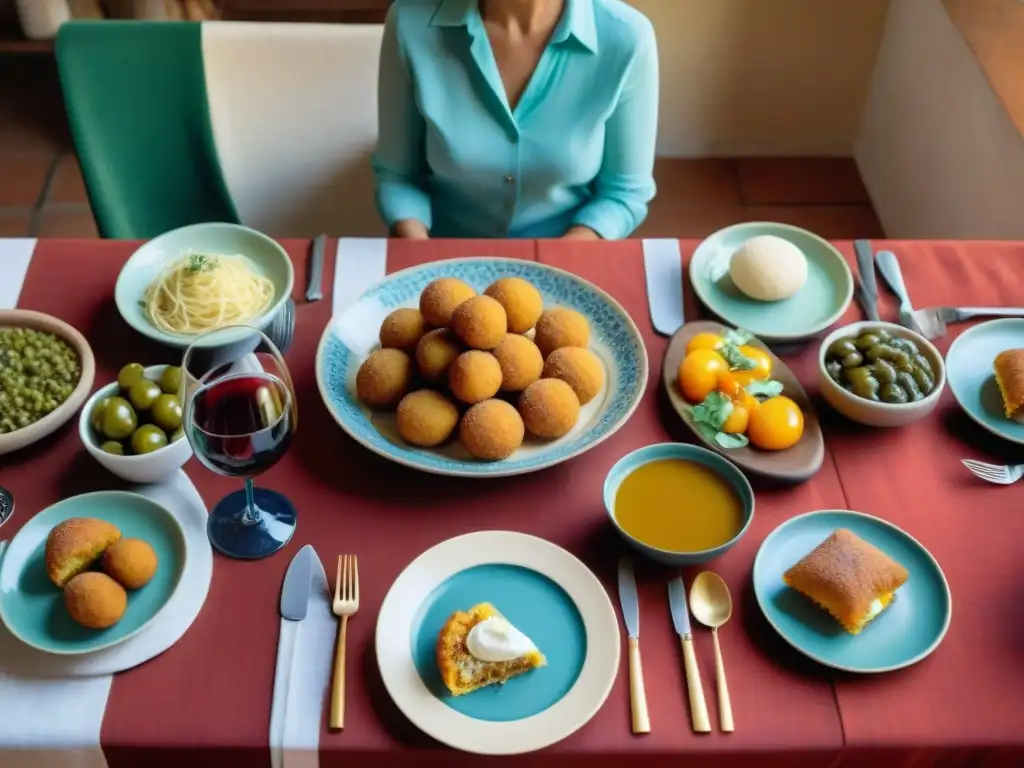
[
  {"left": 272, "top": 544, "right": 316, "bottom": 755},
  {"left": 617, "top": 557, "right": 651, "bottom": 734},
  {"left": 853, "top": 240, "right": 880, "bottom": 322},
  {"left": 305, "top": 234, "right": 327, "bottom": 302},
  {"left": 642, "top": 239, "right": 685, "bottom": 336},
  {"left": 668, "top": 575, "right": 711, "bottom": 733},
  {"left": 875, "top": 250, "right": 922, "bottom": 333}
]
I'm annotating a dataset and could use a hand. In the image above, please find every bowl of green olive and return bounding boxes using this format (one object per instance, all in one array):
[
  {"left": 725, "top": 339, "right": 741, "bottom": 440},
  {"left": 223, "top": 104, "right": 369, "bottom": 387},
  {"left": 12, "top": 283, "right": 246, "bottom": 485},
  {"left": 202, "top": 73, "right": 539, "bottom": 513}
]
[
  {"left": 78, "top": 364, "right": 193, "bottom": 483},
  {"left": 0, "top": 310, "right": 95, "bottom": 456},
  {"left": 818, "top": 321, "right": 946, "bottom": 427}
]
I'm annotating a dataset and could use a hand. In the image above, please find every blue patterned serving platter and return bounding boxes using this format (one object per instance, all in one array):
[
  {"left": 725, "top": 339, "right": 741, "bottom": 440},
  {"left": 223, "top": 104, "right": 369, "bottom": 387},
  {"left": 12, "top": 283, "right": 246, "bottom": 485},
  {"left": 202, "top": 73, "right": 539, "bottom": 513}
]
[{"left": 315, "top": 258, "right": 648, "bottom": 477}]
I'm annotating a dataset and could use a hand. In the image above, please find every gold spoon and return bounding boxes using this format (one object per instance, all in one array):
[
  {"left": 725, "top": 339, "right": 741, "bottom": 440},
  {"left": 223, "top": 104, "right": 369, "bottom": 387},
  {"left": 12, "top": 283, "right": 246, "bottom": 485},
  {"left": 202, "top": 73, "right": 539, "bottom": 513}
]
[{"left": 689, "top": 571, "right": 735, "bottom": 732}]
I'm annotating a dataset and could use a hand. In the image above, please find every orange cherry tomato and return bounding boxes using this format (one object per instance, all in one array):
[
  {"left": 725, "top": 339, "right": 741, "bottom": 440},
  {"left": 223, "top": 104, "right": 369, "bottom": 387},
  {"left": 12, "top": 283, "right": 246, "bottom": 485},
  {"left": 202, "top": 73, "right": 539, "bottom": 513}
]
[
  {"left": 721, "top": 404, "right": 749, "bottom": 434},
  {"left": 730, "top": 345, "right": 773, "bottom": 386},
  {"left": 677, "top": 349, "right": 727, "bottom": 403},
  {"left": 717, "top": 372, "right": 758, "bottom": 412},
  {"left": 747, "top": 396, "right": 804, "bottom": 451},
  {"left": 684, "top": 332, "right": 724, "bottom": 357}
]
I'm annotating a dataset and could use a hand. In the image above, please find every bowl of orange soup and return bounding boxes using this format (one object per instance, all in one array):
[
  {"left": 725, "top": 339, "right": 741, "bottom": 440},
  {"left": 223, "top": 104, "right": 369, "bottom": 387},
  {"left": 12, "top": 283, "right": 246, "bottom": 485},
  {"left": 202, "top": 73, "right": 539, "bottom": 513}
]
[{"left": 603, "top": 443, "right": 755, "bottom": 565}]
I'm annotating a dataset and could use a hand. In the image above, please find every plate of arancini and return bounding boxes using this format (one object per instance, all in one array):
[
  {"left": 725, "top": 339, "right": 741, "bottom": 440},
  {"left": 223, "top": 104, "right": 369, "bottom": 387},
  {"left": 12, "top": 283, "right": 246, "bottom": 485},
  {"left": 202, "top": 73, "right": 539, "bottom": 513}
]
[{"left": 314, "top": 258, "right": 649, "bottom": 477}]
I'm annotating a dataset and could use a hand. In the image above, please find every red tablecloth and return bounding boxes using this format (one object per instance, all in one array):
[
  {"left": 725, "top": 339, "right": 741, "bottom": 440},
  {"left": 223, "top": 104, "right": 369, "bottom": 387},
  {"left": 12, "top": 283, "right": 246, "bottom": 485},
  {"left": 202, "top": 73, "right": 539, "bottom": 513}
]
[{"left": 2, "top": 238, "right": 1023, "bottom": 768}]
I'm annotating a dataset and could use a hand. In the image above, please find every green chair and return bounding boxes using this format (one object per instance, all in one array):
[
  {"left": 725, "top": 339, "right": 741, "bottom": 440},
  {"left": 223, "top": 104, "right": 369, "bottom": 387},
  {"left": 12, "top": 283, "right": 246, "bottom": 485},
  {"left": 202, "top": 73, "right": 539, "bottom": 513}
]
[{"left": 55, "top": 21, "right": 239, "bottom": 239}]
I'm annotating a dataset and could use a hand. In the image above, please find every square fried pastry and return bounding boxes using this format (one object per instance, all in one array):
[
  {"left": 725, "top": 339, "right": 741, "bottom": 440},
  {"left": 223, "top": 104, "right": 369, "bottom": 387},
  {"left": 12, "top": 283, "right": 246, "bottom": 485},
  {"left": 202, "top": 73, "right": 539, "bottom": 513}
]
[
  {"left": 994, "top": 349, "right": 1024, "bottom": 421},
  {"left": 783, "top": 528, "right": 908, "bottom": 634}
]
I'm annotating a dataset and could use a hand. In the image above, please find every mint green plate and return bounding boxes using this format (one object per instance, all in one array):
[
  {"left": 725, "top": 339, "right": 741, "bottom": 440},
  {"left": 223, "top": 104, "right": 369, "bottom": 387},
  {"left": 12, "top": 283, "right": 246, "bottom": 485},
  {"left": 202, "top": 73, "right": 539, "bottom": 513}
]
[
  {"left": 946, "top": 319, "right": 1024, "bottom": 445},
  {"left": 114, "top": 222, "right": 294, "bottom": 349},
  {"left": 689, "top": 222, "right": 854, "bottom": 342},
  {"left": 0, "top": 491, "right": 187, "bottom": 655},
  {"left": 753, "top": 510, "right": 951, "bottom": 673}
]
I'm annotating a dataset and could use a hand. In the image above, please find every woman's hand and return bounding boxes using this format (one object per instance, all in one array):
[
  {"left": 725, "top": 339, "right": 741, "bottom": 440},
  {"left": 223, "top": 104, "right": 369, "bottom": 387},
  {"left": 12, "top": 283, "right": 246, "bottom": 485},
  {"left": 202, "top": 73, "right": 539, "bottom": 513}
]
[
  {"left": 562, "top": 226, "right": 602, "bottom": 241},
  {"left": 391, "top": 219, "right": 430, "bottom": 239}
]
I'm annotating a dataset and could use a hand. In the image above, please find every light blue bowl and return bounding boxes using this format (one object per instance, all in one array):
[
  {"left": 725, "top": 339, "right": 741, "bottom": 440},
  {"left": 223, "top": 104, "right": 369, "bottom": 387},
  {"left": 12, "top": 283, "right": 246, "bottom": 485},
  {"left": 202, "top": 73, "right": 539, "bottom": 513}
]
[
  {"left": 114, "top": 222, "right": 294, "bottom": 348},
  {"left": 0, "top": 491, "right": 187, "bottom": 655},
  {"left": 603, "top": 443, "right": 755, "bottom": 565}
]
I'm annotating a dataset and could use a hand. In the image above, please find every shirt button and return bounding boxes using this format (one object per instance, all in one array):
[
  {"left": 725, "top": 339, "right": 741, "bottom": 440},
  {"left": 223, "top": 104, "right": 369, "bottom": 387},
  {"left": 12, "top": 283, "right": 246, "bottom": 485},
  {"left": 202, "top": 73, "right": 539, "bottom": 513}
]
[{"left": 504, "top": 175, "right": 515, "bottom": 185}]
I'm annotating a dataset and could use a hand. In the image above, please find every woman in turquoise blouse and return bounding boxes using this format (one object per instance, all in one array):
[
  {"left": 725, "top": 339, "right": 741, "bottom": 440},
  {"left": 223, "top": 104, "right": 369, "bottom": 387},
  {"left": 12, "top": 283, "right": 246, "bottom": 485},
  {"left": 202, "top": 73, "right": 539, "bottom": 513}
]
[{"left": 372, "top": 0, "right": 659, "bottom": 240}]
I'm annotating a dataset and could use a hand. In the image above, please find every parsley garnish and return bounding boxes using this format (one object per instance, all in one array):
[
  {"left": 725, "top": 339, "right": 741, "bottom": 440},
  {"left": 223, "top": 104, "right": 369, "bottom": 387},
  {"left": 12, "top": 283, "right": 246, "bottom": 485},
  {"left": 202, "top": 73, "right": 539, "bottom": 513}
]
[{"left": 186, "top": 253, "right": 214, "bottom": 273}]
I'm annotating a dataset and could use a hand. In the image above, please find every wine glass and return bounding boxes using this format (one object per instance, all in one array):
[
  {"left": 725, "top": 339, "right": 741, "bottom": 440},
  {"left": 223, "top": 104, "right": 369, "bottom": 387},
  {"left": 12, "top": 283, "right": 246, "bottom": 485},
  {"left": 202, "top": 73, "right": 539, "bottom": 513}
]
[{"left": 180, "top": 325, "right": 297, "bottom": 559}]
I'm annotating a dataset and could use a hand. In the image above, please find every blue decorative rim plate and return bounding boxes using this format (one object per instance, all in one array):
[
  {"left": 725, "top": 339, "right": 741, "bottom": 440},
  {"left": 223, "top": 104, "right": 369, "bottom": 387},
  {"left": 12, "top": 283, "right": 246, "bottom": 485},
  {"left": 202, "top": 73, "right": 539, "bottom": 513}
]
[
  {"left": 753, "top": 509, "right": 951, "bottom": 673},
  {"left": 945, "top": 318, "right": 1024, "bottom": 445},
  {"left": 315, "top": 258, "right": 649, "bottom": 477}
]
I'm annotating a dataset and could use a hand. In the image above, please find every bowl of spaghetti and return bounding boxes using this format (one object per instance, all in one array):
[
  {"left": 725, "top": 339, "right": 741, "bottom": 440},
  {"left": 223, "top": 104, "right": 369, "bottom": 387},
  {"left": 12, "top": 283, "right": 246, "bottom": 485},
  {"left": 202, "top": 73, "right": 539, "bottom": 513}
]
[{"left": 114, "top": 223, "right": 294, "bottom": 348}]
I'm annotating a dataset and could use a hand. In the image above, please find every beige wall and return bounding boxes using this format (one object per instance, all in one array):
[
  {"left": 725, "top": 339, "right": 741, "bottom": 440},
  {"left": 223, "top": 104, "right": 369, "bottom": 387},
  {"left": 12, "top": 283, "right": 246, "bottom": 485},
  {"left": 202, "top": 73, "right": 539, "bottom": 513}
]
[
  {"left": 856, "top": 0, "right": 1024, "bottom": 238},
  {"left": 626, "top": 0, "right": 890, "bottom": 157}
]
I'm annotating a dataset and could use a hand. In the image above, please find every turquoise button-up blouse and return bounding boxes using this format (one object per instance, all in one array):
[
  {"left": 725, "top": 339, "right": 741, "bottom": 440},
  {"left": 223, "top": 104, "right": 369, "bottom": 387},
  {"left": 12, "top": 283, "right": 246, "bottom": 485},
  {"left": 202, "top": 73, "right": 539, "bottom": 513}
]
[{"left": 372, "top": 0, "right": 659, "bottom": 239}]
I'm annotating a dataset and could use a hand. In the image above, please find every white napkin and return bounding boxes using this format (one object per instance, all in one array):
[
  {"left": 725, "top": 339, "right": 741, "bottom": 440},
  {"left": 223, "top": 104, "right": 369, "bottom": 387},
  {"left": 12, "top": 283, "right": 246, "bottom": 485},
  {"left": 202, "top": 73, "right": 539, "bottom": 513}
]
[
  {"left": 0, "top": 238, "right": 35, "bottom": 310},
  {"left": 332, "top": 238, "right": 388, "bottom": 318}
]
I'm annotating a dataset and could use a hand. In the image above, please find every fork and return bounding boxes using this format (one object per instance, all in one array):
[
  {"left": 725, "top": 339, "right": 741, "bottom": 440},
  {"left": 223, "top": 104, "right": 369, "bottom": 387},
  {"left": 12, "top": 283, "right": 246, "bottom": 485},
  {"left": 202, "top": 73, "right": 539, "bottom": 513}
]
[
  {"left": 961, "top": 459, "right": 1024, "bottom": 485},
  {"left": 330, "top": 555, "right": 360, "bottom": 730}
]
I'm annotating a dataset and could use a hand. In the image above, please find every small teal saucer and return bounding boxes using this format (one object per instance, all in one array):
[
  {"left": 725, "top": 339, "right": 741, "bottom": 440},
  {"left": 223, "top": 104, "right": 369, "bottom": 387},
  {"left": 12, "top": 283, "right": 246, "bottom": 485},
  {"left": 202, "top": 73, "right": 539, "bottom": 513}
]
[
  {"left": 689, "top": 222, "right": 853, "bottom": 342},
  {"left": 0, "top": 491, "right": 187, "bottom": 655},
  {"left": 753, "top": 510, "right": 951, "bottom": 673},
  {"left": 946, "top": 319, "right": 1024, "bottom": 445}
]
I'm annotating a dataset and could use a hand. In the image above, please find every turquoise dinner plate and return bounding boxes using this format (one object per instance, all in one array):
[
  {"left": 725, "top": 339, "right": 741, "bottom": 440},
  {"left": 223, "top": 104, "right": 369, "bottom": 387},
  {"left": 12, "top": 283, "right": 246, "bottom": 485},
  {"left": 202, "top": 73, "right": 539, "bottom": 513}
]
[
  {"left": 689, "top": 222, "right": 854, "bottom": 342},
  {"left": 0, "top": 491, "right": 187, "bottom": 655},
  {"left": 946, "top": 318, "right": 1024, "bottom": 445},
  {"left": 315, "top": 258, "right": 648, "bottom": 477},
  {"left": 376, "top": 531, "right": 619, "bottom": 754},
  {"left": 753, "top": 510, "right": 951, "bottom": 673}
]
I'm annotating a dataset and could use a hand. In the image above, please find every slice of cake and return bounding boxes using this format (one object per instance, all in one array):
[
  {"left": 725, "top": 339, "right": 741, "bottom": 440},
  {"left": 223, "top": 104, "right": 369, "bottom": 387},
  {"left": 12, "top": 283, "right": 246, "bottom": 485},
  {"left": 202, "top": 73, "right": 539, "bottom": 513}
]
[
  {"left": 436, "top": 603, "right": 546, "bottom": 696},
  {"left": 783, "top": 528, "right": 908, "bottom": 635},
  {"left": 994, "top": 349, "right": 1024, "bottom": 422}
]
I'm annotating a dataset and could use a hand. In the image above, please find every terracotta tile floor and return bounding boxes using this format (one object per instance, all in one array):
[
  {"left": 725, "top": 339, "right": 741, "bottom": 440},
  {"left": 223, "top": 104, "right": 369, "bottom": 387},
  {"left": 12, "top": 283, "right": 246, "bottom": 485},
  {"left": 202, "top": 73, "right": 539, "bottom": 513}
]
[{"left": 0, "top": 55, "right": 884, "bottom": 241}]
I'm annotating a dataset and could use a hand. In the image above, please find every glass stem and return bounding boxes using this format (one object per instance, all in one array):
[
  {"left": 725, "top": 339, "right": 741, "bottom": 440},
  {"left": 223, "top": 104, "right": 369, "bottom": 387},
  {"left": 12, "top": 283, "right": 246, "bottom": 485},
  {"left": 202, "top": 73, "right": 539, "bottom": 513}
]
[{"left": 240, "top": 477, "right": 260, "bottom": 525}]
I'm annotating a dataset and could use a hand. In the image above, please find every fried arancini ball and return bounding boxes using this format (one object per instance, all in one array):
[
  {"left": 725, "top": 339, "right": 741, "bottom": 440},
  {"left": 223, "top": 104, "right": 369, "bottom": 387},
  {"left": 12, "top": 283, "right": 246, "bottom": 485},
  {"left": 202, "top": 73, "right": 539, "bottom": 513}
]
[
  {"left": 533, "top": 308, "right": 590, "bottom": 357},
  {"left": 451, "top": 295, "right": 507, "bottom": 350},
  {"left": 518, "top": 378, "right": 581, "bottom": 438},
  {"left": 492, "top": 334, "right": 543, "bottom": 392},
  {"left": 542, "top": 347, "right": 605, "bottom": 405},
  {"left": 101, "top": 538, "right": 158, "bottom": 590},
  {"left": 484, "top": 277, "right": 543, "bottom": 334},
  {"left": 356, "top": 348, "right": 414, "bottom": 407},
  {"left": 459, "top": 399, "right": 525, "bottom": 460},
  {"left": 448, "top": 350, "right": 503, "bottom": 405},
  {"left": 419, "top": 278, "right": 477, "bottom": 327},
  {"left": 415, "top": 328, "right": 465, "bottom": 383},
  {"left": 396, "top": 389, "right": 460, "bottom": 447},
  {"left": 64, "top": 572, "right": 127, "bottom": 629},
  {"left": 379, "top": 308, "right": 428, "bottom": 351}
]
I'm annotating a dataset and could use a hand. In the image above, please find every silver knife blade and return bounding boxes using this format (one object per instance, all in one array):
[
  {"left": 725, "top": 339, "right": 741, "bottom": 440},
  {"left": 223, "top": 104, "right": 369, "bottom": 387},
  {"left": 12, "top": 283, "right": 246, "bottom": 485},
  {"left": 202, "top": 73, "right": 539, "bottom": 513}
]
[
  {"left": 642, "top": 239, "right": 685, "bottom": 336},
  {"left": 667, "top": 575, "right": 692, "bottom": 637},
  {"left": 853, "top": 239, "right": 880, "bottom": 322},
  {"left": 617, "top": 556, "right": 640, "bottom": 639},
  {"left": 305, "top": 234, "right": 327, "bottom": 302},
  {"left": 280, "top": 544, "right": 315, "bottom": 621}
]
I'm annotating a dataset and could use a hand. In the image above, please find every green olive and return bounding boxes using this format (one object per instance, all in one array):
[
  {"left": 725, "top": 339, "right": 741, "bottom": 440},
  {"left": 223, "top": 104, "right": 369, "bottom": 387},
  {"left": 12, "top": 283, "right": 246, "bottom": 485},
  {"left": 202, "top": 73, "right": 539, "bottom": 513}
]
[
  {"left": 101, "top": 396, "right": 138, "bottom": 440},
  {"left": 128, "top": 378, "right": 162, "bottom": 412},
  {"left": 910, "top": 366, "right": 934, "bottom": 395},
  {"left": 896, "top": 372, "right": 923, "bottom": 401},
  {"left": 827, "top": 338, "right": 858, "bottom": 359},
  {"left": 871, "top": 359, "right": 898, "bottom": 384},
  {"left": 100, "top": 440, "right": 125, "bottom": 456},
  {"left": 912, "top": 354, "right": 934, "bottom": 376},
  {"left": 826, "top": 360, "right": 843, "bottom": 383},
  {"left": 130, "top": 424, "right": 168, "bottom": 455},
  {"left": 158, "top": 366, "right": 183, "bottom": 396},
  {"left": 841, "top": 351, "right": 864, "bottom": 368},
  {"left": 855, "top": 333, "right": 881, "bottom": 351},
  {"left": 151, "top": 393, "right": 183, "bottom": 431},
  {"left": 117, "top": 363, "right": 145, "bottom": 391},
  {"left": 170, "top": 426, "right": 185, "bottom": 443},
  {"left": 891, "top": 337, "right": 920, "bottom": 356},
  {"left": 89, "top": 396, "right": 112, "bottom": 432},
  {"left": 846, "top": 366, "right": 880, "bottom": 401},
  {"left": 879, "top": 382, "right": 909, "bottom": 404}
]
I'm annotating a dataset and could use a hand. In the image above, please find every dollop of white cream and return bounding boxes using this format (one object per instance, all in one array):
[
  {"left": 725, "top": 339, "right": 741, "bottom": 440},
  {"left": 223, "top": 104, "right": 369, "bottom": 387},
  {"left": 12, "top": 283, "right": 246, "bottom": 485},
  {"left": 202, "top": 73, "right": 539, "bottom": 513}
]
[
  {"left": 466, "top": 616, "right": 537, "bottom": 662},
  {"left": 864, "top": 598, "right": 885, "bottom": 622}
]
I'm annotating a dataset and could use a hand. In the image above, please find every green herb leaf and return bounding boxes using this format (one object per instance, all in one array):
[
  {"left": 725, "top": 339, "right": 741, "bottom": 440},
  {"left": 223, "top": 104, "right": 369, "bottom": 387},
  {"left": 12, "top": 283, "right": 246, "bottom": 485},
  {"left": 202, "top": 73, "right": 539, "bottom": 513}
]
[
  {"left": 745, "top": 379, "right": 784, "bottom": 398},
  {"left": 187, "top": 253, "right": 214, "bottom": 274},
  {"left": 722, "top": 328, "right": 754, "bottom": 346},
  {"left": 715, "top": 432, "right": 749, "bottom": 449},
  {"left": 689, "top": 391, "right": 732, "bottom": 431},
  {"left": 720, "top": 344, "right": 755, "bottom": 371}
]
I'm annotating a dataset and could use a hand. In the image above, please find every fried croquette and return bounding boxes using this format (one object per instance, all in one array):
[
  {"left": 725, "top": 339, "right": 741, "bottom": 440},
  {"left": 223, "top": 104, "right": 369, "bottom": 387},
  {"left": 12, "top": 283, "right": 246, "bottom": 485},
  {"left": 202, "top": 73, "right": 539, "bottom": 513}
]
[
  {"left": 356, "top": 348, "right": 414, "bottom": 407},
  {"left": 448, "top": 350, "right": 503, "bottom": 405},
  {"left": 45, "top": 517, "right": 122, "bottom": 589},
  {"left": 416, "top": 328, "right": 465, "bottom": 383},
  {"left": 492, "top": 334, "right": 543, "bottom": 391},
  {"left": 451, "top": 295, "right": 507, "bottom": 350},
  {"left": 518, "top": 378, "right": 581, "bottom": 438},
  {"left": 396, "top": 390, "right": 460, "bottom": 447},
  {"left": 459, "top": 399, "right": 525, "bottom": 460},
  {"left": 542, "top": 347, "right": 605, "bottom": 405},
  {"left": 379, "top": 308, "right": 428, "bottom": 351},
  {"left": 419, "top": 278, "right": 477, "bottom": 327},
  {"left": 533, "top": 308, "right": 590, "bottom": 357},
  {"left": 484, "top": 277, "right": 543, "bottom": 333},
  {"left": 64, "top": 572, "right": 127, "bottom": 629},
  {"left": 101, "top": 538, "right": 158, "bottom": 590}
]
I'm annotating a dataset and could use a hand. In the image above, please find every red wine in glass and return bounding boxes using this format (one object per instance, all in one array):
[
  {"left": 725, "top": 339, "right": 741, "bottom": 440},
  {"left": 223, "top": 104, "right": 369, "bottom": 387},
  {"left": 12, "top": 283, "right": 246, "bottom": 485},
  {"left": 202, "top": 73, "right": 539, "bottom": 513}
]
[{"left": 188, "top": 373, "right": 293, "bottom": 477}]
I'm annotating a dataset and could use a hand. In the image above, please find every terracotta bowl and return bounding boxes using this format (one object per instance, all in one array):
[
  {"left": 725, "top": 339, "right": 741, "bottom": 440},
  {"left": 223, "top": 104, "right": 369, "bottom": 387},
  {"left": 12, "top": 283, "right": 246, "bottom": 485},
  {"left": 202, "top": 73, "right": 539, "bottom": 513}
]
[{"left": 0, "top": 310, "right": 96, "bottom": 455}]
